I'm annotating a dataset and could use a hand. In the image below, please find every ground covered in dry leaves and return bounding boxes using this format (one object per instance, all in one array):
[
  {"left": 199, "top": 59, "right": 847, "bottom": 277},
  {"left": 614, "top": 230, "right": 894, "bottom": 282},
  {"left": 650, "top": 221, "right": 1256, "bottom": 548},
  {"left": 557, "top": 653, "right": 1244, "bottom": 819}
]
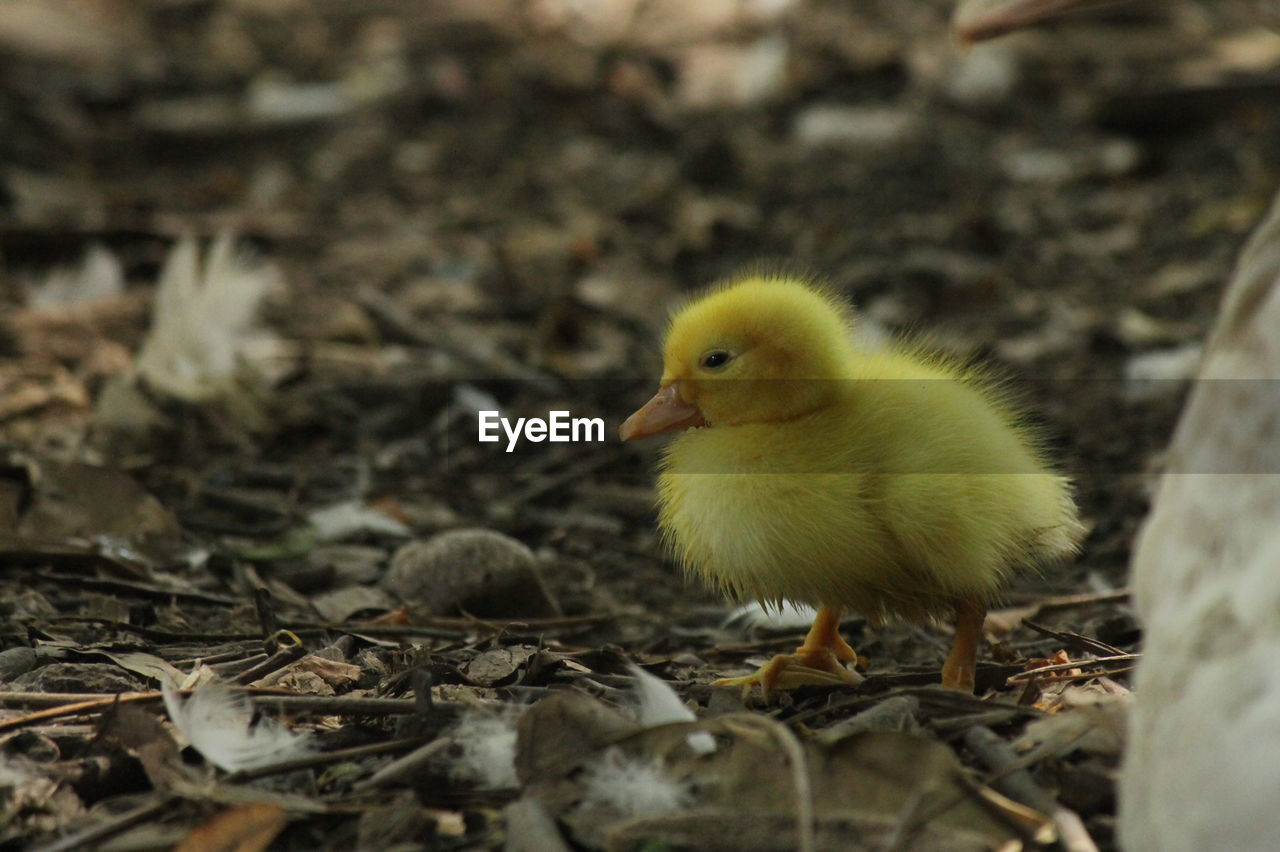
[{"left": 2, "top": 1, "right": 1279, "bottom": 850}]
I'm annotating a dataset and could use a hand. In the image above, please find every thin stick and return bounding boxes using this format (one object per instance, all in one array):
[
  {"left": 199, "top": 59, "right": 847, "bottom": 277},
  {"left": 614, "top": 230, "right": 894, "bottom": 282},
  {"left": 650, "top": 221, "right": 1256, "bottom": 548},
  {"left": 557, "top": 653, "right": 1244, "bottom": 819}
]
[
  {"left": 352, "top": 737, "right": 451, "bottom": 791},
  {"left": 233, "top": 642, "right": 307, "bottom": 685},
  {"left": 1005, "top": 654, "right": 1140, "bottom": 681},
  {"left": 0, "top": 690, "right": 424, "bottom": 733},
  {"left": 964, "top": 726, "right": 1098, "bottom": 852},
  {"left": 355, "top": 286, "right": 555, "bottom": 383},
  {"left": 953, "top": 0, "right": 1120, "bottom": 45},
  {"left": 1003, "top": 589, "right": 1130, "bottom": 610},
  {"left": 32, "top": 795, "right": 177, "bottom": 852},
  {"left": 224, "top": 735, "right": 434, "bottom": 783},
  {"left": 1021, "top": 619, "right": 1127, "bottom": 657},
  {"left": 34, "top": 570, "right": 238, "bottom": 606},
  {"left": 1027, "top": 666, "right": 1136, "bottom": 684}
]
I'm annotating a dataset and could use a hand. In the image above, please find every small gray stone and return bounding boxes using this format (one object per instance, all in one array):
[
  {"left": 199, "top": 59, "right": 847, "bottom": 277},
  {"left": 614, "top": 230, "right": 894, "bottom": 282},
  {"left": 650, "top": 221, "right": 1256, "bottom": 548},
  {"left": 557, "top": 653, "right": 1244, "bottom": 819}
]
[
  {"left": 0, "top": 647, "right": 38, "bottom": 682},
  {"left": 10, "top": 662, "right": 144, "bottom": 694},
  {"left": 382, "top": 528, "right": 554, "bottom": 617}
]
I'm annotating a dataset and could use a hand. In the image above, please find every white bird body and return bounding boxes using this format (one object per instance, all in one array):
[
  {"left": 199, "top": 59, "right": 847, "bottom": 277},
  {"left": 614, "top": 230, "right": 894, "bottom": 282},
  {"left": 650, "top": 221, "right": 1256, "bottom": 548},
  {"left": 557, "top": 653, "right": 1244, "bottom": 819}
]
[{"left": 1119, "top": 194, "right": 1280, "bottom": 852}]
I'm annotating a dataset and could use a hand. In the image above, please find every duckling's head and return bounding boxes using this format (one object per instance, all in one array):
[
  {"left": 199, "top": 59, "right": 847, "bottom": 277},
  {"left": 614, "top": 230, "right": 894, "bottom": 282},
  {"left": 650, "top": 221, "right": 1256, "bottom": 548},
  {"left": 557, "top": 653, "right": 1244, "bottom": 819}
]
[{"left": 620, "top": 276, "right": 858, "bottom": 440}]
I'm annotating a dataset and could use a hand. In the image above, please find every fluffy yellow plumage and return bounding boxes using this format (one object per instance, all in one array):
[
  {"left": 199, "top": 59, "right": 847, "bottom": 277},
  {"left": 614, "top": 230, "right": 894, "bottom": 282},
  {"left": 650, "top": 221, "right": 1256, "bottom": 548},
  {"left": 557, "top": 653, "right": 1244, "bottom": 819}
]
[{"left": 621, "top": 275, "right": 1083, "bottom": 695}]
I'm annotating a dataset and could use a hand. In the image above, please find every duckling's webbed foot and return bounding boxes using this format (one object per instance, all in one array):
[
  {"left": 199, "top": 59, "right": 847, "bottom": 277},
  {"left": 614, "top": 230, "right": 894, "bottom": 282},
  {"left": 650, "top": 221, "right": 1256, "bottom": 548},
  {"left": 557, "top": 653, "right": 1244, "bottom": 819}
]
[{"left": 713, "top": 605, "right": 864, "bottom": 701}]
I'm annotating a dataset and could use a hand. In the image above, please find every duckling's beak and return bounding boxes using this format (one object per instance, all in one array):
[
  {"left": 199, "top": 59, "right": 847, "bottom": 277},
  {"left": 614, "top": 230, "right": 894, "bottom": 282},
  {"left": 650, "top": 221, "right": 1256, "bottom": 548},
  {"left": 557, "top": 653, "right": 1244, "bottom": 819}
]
[{"left": 619, "top": 383, "right": 707, "bottom": 441}]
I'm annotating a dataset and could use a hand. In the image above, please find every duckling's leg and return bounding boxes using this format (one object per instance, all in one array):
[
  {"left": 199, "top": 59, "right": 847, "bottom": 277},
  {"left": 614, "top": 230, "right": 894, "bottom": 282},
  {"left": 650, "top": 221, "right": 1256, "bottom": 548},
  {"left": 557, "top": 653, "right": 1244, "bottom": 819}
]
[
  {"left": 714, "top": 605, "right": 864, "bottom": 701},
  {"left": 941, "top": 599, "right": 986, "bottom": 692}
]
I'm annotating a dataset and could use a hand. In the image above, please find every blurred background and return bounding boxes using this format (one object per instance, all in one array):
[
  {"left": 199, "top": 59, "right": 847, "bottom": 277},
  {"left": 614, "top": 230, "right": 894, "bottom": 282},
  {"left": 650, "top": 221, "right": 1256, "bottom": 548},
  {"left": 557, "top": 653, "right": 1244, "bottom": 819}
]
[
  {"left": 4, "top": 0, "right": 1279, "bottom": 581},
  {"left": 1, "top": 1, "right": 1279, "bottom": 846}
]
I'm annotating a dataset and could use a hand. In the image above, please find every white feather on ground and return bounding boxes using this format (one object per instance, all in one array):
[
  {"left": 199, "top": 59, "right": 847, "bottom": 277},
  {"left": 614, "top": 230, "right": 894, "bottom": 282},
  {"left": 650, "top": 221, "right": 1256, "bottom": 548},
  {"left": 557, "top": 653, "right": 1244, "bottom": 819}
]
[
  {"left": 161, "top": 681, "right": 311, "bottom": 772},
  {"left": 135, "top": 232, "right": 279, "bottom": 401},
  {"left": 627, "top": 664, "right": 715, "bottom": 755},
  {"left": 450, "top": 669, "right": 711, "bottom": 799},
  {"left": 24, "top": 242, "right": 124, "bottom": 307},
  {"left": 307, "top": 500, "right": 412, "bottom": 542},
  {"left": 721, "top": 600, "right": 817, "bottom": 631},
  {"left": 627, "top": 664, "right": 695, "bottom": 727},
  {"left": 451, "top": 708, "right": 522, "bottom": 788},
  {"left": 579, "top": 747, "right": 693, "bottom": 819}
]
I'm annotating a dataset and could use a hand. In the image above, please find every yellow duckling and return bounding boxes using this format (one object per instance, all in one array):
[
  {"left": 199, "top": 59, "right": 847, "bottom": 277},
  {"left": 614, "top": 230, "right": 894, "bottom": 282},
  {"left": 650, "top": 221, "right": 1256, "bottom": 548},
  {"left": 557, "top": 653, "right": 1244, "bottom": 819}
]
[{"left": 620, "top": 275, "right": 1083, "bottom": 695}]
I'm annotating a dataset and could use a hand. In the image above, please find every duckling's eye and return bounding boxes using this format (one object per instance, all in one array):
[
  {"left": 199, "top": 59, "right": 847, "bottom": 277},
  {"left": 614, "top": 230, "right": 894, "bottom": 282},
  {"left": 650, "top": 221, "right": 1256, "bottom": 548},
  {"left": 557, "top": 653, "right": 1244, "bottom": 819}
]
[{"left": 700, "top": 350, "right": 732, "bottom": 370}]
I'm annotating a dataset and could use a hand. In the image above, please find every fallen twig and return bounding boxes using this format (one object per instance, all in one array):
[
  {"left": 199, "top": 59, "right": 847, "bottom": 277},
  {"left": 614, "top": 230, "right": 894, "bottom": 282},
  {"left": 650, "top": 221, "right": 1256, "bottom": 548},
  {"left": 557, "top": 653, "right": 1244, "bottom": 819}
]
[
  {"left": 35, "top": 570, "right": 239, "bottom": 606},
  {"left": 964, "top": 726, "right": 1098, "bottom": 852},
  {"left": 225, "top": 735, "right": 435, "bottom": 783},
  {"left": 0, "top": 689, "right": 426, "bottom": 733},
  {"left": 1021, "top": 619, "right": 1127, "bottom": 657},
  {"left": 32, "top": 794, "right": 178, "bottom": 852},
  {"left": 352, "top": 737, "right": 451, "bottom": 791},
  {"left": 1003, "top": 589, "right": 1130, "bottom": 611},
  {"left": 1005, "top": 654, "right": 1140, "bottom": 682}
]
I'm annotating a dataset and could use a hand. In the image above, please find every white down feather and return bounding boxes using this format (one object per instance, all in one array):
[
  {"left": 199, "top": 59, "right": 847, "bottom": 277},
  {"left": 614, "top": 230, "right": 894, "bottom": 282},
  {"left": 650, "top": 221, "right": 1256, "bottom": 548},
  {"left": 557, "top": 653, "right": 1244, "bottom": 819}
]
[
  {"left": 135, "top": 232, "right": 279, "bottom": 401},
  {"left": 161, "top": 681, "right": 311, "bottom": 772}
]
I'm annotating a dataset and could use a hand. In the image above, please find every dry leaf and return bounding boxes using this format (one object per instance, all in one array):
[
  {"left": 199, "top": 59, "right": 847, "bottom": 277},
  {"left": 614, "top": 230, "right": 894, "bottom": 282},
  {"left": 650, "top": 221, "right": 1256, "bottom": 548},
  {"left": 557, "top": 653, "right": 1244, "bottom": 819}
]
[
  {"left": 174, "top": 803, "right": 289, "bottom": 852},
  {"left": 466, "top": 645, "right": 540, "bottom": 686}
]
